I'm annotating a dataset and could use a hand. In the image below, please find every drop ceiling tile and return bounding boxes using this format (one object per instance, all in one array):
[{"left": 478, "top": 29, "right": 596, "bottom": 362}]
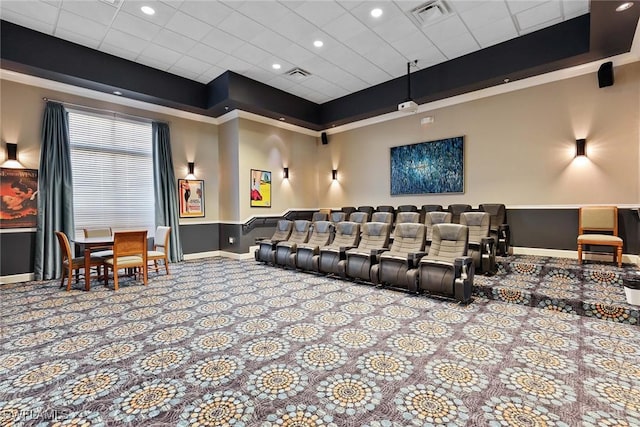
[
  {"left": 505, "top": 0, "right": 544, "bottom": 15},
  {"left": 562, "top": 0, "right": 589, "bottom": 18},
  {"left": 217, "top": 11, "right": 267, "bottom": 42},
  {"left": 295, "top": 30, "right": 340, "bottom": 53},
  {"left": 60, "top": 0, "right": 118, "bottom": 26},
  {"left": 102, "top": 29, "right": 150, "bottom": 54},
  {"left": 173, "top": 55, "right": 213, "bottom": 75},
  {"left": 438, "top": 31, "right": 480, "bottom": 59},
  {"left": 200, "top": 28, "right": 245, "bottom": 54},
  {"left": 242, "top": 68, "right": 275, "bottom": 83},
  {"left": 167, "top": 64, "right": 201, "bottom": 80},
  {"left": 418, "top": 45, "right": 449, "bottom": 67},
  {"left": 53, "top": 27, "right": 101, "bottom": 49},
  {"left": 235, "top": 0, "right": 292, "bottom": 27},
  {"left": 290, "top": 0, "right": 347, "bottom": 27},
  {"left": 1, "top": 1, "right": 59, "bottom": 25},
  {"left": 322, "top": 12, "right": 369, "bottom": 41},
  {"left": 0, "top": 10, "right": 54, "bottom": 34},
  {"left": 349, "top": 1, "right": 405, "bottom": 28},
  {"left": 459, "top": 1, "right": 511, "bottom": 29},
  {"left": 111, "top": 11, "right": 162, "bottom": 41},
  {"left": 270, "top": 11, "right": 318, "bottom": 42},
  {"left": 197, "top": 66, "right": 226, "bottom": 83},
  {"left": 232, "top": 43, "right": 270, "bottom": 66},
  {"left": 188, "top": 43, "right": 227, "bottom": 65},
  {"left": 266, "top": 75, "right": 297, "bottom": 91},
  {"left": 449, "top": 1, "right": 489, "bottom": 14},
  {"left": 516, "top": 0, "right": 561, "bottom": 31},
  {"left": 165, "top": 10, "right": 211, "bottom": 41},
  {"left": 277, "top": 43, "right": 315, "bottom": 67},
  {"left": 364, "top": 45, "right": 408, "bottom": 74},
  {"left": 220, "top": 1, "right": 246, "bottom": 10},
  {"left": 372, "top": 14, "right": 421, "bottom": 44},
  {"left": 471, "top": 15, "right": 518, "bottom": 48},
  {"left": 101, "top": 42, "right": 142, "bottom": 62},
  {"left": 136, "top": 55, "right": 173, "bottom": 71},
  {"left": 343, "top": 31, "right": 386, "bottom": 55},
  {"left": 56, "top": 10, "right": 108, "bottom": 42},
  {"left": 216, "top": 55, "right": 253, "bottom": 74},
  {"left": 153, "top": 28, "right": 198, "bottom": 53},
  {"left": 249, "top": 29, "right": 293, "bottom": 52},
  {"left": 178, "top": 0, "right": 234, "bottom": 26},
  {"left": 391, "top": 33, "right": 438, "bottom": 60},
  {"left": 140, "top": 43, "right": 183, "bottom": 67},
  {"left": 120, "top": 0, "right": 177, "bottom": 26},
  {"left": 422, "top": 15, "right": 469, "bottom": 43}
]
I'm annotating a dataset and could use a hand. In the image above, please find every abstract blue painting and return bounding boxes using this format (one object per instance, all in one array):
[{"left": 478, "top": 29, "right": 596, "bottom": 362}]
[{"left": 390, "top": 136, "right": 464, "bottom": 195}]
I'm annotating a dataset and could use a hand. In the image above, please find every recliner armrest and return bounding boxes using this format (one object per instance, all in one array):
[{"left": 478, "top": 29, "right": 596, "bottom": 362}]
[{"left": 407, "top": 251, "right": 427, "bottom": 268}]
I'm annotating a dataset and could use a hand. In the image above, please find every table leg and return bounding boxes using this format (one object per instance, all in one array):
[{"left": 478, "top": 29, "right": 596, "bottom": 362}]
[{"left": 84, "top": 246, "right": 91, "bottom": 291}]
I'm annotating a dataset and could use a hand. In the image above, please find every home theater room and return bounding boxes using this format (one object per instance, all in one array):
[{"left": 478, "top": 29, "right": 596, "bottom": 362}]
[{"left": 1, "top": 0, "right": 640, "bottom": 425}]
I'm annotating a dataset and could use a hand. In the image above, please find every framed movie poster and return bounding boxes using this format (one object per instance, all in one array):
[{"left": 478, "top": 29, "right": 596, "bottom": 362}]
[
  {"left": 0, "top": 168, "right": 38, "bottom": 228},
  {"left": 250, "top": 169, "right": 271, "bottom": 207},
  {"left": 178, "top": 179, "right": 205, "bottom": 218}
]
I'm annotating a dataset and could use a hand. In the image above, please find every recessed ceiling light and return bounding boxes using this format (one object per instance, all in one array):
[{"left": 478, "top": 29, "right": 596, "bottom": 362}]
[
  {"left": 279, "top": 117, "right": 285, "bottom": 121},
  {"left": 141, "top": 6, "right": 155, "bottom": 15},
  {"left": 113, "top": 90, "right": 122, "bottom": 95},
  {"left": 313, "top": 40, "right": 324, "bottom": 48},
  {"left": 371, "top": 8, "right": 383, "bottom": 18},
  {"left": 272, "top": 63, "right": 281, "bottom": 70},
  {"left": 616, "top": 2, "right": 634, "bottom": 12}
]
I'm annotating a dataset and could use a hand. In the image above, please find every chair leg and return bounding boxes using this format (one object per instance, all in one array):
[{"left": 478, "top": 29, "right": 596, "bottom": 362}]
[
  {"left": 142, "top": 263, "right": 148, "bottom": 285},
  {"left": 154, "top": 260, "right": 159, "bottom": 273},
  {"left": 66, "top": 268, "right": 73, "bottom": 292},
  {"left": 617, "top": 246, "right": 623, "bottom": 267},
  {"left": 164, "top": 258, "right": 169, "bottom": 275},
  {"left": 113, "top": 268, "right": 119, "bottom": 291},
  {"left": 577, "top": 244, "right": 583, "bottom": 264}
]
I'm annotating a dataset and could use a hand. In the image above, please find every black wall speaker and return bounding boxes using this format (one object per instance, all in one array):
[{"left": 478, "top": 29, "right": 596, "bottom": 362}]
[
  {"left": 598, "top": 62, "right": 614, "bottom": 88},
  {"left": 321, "top": 132, "right": 328, "bottom": 145}
]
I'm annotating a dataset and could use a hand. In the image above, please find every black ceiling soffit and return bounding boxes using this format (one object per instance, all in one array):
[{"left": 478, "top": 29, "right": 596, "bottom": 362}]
[{"left": 1, "top": 0, "right": 638, "bottom": 131}]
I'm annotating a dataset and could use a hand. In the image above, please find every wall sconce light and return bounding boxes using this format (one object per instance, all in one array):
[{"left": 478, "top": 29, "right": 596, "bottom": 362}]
[
  {"left": 332, "top": 169, "right": 338, "bottom": 180},
  {"left": 2, "top": 143, "right": 23, "bottom": 168},
  {"left": 576, "top": 138, "right": 586, "bottom": 157},
  {"left": 186, "top": 161, "right": 196, "bottom": 179},
  {"left": 283, "top": 167, "right": 289, "bottom": 179}
]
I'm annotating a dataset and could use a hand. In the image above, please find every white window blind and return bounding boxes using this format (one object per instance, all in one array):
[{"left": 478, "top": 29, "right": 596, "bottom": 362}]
[{"left": 68, "top": 109, "right": 155, "bottom": 235}]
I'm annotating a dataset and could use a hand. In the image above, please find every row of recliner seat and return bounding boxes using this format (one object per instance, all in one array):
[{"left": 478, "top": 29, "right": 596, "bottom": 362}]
[{"left": 254, "top": 204, "right": 509, "bottom": 303}]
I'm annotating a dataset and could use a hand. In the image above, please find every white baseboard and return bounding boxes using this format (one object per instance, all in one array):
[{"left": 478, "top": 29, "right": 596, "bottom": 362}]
[
  {"left": 0, "top": 273, "right": 35, "bottom": 285},
  {"left": 511, "top": 247, "right": 639, "bottom": 266},
  {"left": 3, "top": 247, "right": 636, "bottom": 285}
]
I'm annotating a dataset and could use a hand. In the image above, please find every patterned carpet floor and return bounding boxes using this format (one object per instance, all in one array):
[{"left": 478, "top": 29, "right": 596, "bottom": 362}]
[
  {"left": 1, "top": 257, "right": 640, "bottom": 426},
  {"left": 475, "top": 255, "right": 640, "bottom": 326}
]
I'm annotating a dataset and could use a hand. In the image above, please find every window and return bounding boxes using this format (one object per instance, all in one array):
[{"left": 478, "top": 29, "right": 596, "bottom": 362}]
[{"left": 68, "top": 109, "right": 155, "bottom": 235}]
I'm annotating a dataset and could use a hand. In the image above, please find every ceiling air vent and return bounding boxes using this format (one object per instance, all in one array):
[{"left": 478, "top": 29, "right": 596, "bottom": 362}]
[
  {"left": 285, "top": 67, "right": 311, "bottom": 80},
  {"left": 409, "top": 0, "right": 452, "bottom": 26}
]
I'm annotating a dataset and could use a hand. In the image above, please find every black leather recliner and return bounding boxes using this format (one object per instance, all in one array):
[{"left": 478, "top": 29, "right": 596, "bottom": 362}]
[
  {"left": 274, "top": 220, "right": 311, "bottom": 267},
  {"left": 371, "top": 222, "right": 426, "bottom": 289},
  {"left": 479, "top": 203, "right": 510, "bottom": 256},
  {"left": 447, "top": 204, "right": 472, "bottom": 224},
  {"left": 255, "top": 220, "right": 293, "bottom": 264},
  {"left": 339, "top": 222, "right": 391, "bottom": 281},
  {"left": 460, "top": 212, "right": 496, "bottom": 275},
  {"left": 424, "top": 211, "right": 452, "bottom": 253},
  {"left": 316, "top": 222, "right": 361, "bottom": 274},
  {"left": 293, "top": 221, "right": 334, "bottom": 270},
  {"left": 413, "top": 223, "right": 474, "bottom": 303}
]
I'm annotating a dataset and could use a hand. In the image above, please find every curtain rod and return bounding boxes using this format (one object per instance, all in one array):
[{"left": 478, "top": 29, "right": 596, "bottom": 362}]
[{"left": 42, "top": 97, "right": 169, "bottom": 125}]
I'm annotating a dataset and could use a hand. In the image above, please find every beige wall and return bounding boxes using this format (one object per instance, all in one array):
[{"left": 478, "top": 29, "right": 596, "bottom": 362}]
[
  {"left": 318, "top": 62, "right": 640, "bottom": 208},
  {"left": 217, "top": 119, "right": 240, "bottom": 221},
  {"left": 0, "top": 79, "right": 220, "bottom": 221},
  {"left": 237, "top": 118, "right": 318, "bottom": 221}
]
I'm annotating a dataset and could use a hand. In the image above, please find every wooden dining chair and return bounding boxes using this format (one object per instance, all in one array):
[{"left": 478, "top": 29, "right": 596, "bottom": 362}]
[
  {"left": 103, "top": 230, "right": 148, "bottom": 291},
  {"left": 148, "top": 226, "right": 171, "bottom": 275},
  {"left": 577, "top": 206, "right": 623, "bottom": 267},
  {"left": 83, "top": 227, "right": 114, "bottom": 258},
  {"left": 55, "top": 231, "right": 104, "bottom": 291}
]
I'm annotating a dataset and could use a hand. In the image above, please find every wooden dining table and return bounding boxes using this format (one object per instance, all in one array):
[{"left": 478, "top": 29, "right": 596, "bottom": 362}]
[{"left": 72, "top": 235, "right": 114, "bottom": 291}]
